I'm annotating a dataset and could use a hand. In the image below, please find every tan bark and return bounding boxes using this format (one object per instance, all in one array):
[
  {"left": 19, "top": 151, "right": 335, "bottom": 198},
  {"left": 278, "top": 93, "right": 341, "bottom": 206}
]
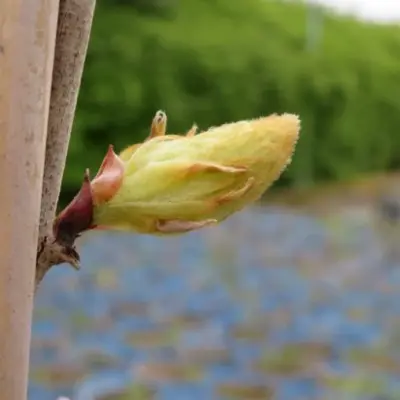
[
  {"left": 0, "top": 0, "right": 60, "bottom": 398},
  {"left": 36, "top": 0, "right": 97, "bottom": 288}
]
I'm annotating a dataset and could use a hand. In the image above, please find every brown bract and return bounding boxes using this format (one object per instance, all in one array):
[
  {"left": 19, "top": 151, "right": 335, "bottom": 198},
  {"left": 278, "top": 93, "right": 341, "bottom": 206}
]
[{"left": 53, "top": 145, "right": 125, "bottom": 247}]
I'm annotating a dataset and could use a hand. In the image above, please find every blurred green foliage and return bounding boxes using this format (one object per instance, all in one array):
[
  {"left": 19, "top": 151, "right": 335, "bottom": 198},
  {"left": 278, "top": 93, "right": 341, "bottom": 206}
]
[{"left": 63, "top": 0, "right": 400, "bottom": 203}]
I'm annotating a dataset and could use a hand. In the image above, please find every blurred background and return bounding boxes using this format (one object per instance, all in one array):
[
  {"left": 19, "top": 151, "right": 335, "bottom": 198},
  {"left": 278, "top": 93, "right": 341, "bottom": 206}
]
[{"left": 30, "top": 0, "right": 400, "bottom": 399}]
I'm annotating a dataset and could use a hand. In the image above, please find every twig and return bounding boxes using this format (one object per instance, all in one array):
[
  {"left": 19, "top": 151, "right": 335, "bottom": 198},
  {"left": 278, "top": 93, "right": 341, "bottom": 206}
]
[{"left": 36, "top": 0, "right": 97, "bottom": 289}]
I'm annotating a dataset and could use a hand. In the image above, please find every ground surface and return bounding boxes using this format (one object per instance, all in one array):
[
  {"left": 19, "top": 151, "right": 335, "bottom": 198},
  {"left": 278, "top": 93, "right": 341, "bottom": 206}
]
[{"left": 30, "top": 178, "right": 400, "bottom": 400}]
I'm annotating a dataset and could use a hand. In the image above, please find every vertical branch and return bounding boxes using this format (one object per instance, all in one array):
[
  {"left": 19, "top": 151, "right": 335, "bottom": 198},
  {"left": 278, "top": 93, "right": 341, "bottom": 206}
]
[
  {"left": 0, "top": 0, "right": 59, "bottom": 398},
  {"left": 36, "top": 0, "right": 97, "bottom": 288}
]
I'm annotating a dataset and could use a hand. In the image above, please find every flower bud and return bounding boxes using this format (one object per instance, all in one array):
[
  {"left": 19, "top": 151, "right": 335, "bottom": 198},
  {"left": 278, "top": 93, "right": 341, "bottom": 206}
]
[{"left": 54, "top": 111, "right": 300, "bottom": 241}]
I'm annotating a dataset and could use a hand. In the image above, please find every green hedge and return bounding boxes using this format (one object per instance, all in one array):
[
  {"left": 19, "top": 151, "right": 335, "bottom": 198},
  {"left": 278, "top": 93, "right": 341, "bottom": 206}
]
[{"left": 62, "top": 0, "right": 400, "bottom": 203}]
